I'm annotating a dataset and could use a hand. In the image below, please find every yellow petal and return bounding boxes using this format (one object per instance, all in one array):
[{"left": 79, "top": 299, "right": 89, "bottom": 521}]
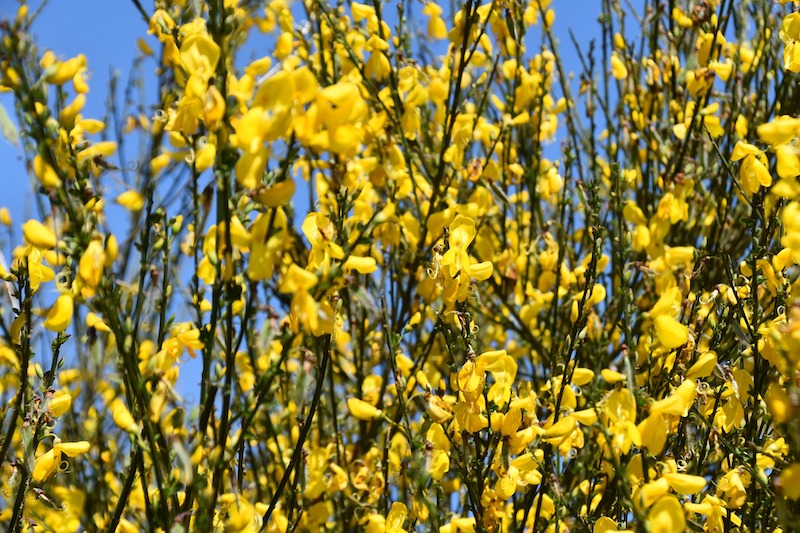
[
  {"left": 111, "top": 398, "right": 139, "bottom": 433},
  {"left": 663, "top": 473, "right": 706, "bottom": 494},
  {"left": 33, "top": 155, "right": 62, "bottom": 188},
  {"left": 116, "top": 190, "right": 146, "bottom": 212},
  {"left": 292, "top": 67, "right": 319, "bottom": 104},
  {"left": 766, "top": 382, "right": 793, "bottom": 424},
  {"left": 730, "top": 141, "right": 761, "bottom": 161},
  {"left": 225, "top": 499, "right": 255, "bottom": 531},
  {"left": 317, "top": 82, "right": 366, "bottom": 130},
  {"left": 23, "top": 219, "right": 57, "bottom": 249},
  {"left": 76, "top": 141, "right": 117, "bottom": 163},
  {"left": 344, "top": 255, "right": 378, "bottom": 274},
  {"left": 648, "top": 495, "right": 685, "bottom": 533},
  {"left": 495, "top": 469, "right": 518, "bottom": 500},
  {"left": 32, "top": 449, "right": 57, "bottom": 481},
  {"left": 49, "top": 393, "right": 72, "bottom": 417},
  {"left": 78, "top": 240, "right": 106, "bottom": 289},
  {"left": 780, "top": 463, "right": 800, "bottom": 500},
  {"left": 649, "top": 287, "right": 682, "bottom": 318},
  {"left": 640, "top": 477, "right": 670, "bottom": 508},
  {"left": 611, "top": 53, "right": 628, "bottom": 79},
  {"left": 664, "top": 246, "right": 695, "bottom": 267},
  {"left": 685, "top": 351, "right": 717, "bottom": 379},
  {"left": 637, "top": 413, "right": 667, "bottom": 455},
  {"left": 594, "top": 517, "right": 621, "bottom": 533},
  {"left": 501, "top": 408, "right": 522, "bottom": 436},
  {"left": 475, "top": 350, "right": 507, "bottom": 372},
  {"left": 180, "top": 33, "right": 220, "bottom": 76},
  {"left": 601, "top": 369, "right": 626, "bottom": 384},
  {"left": 44, "top": 55, "right": 85, "bottom": 85},
  {"left": 279, "top": 264, "right": 318, "bottom": 293},
  {"left": 43, "top": 293, "right": 74, "bottom": 332},
  {"left": 572, "top": 408, "right": 598, "bottom": 426},
  {"left": 347, "top": 397, "right": 383, "bottom": 420},
  {"left": 386, "top": 502, "right": 408, "bottom": 529},
  {"left": 86, "top": 312, "right": 111, "bottom": 332},
  {"left": 653, "top": 315, "right": 689, "bottom": 349},
  {"left": 195, "top": 142, "right": 216, "bottom": 172},
  {"left": 235, "top": 149, "right": 268, "bottom": 190},
  {"left": 253, "top": 70, "right": 295, "bottom": 110},
  {"left": 757, "top": 116, "right": 800, "bottom": 147},
  {"left": 255, "top": 179, "right": 295, "bottom": 207},
  {"left": 328, "top": 124, "right": 361, "bottom": 155},
  {"left": 571, "top": 368, "right": 595, "bottom": 386},
  {"left": 54, "top": 440, "right": 90, "bottom": 457},
  {"left": 543, "top": 415, "right": 576, "bottom": 438},
  {"left": 469, "top": 260, "right": 494, "bottom": 280},
  {"left": 650, "top": 379, "right": 696, "bottom": 416}
]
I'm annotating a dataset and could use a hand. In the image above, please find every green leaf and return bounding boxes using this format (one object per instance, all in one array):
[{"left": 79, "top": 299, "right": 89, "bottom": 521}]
[{"left": 0, "top": 102, "right": 18, "bottom": 146}]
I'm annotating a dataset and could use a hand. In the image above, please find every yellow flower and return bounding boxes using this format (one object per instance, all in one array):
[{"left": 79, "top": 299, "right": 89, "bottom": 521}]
[
  {"left": 316, "top": 82, "right": 367, "bottom": 131},
  {"left": 179, "top": 32, "right": 220, "bottom": 80},
  {"left": 428, "top": 395, "right": 453, "bottom": 423},
  {"left": 780, "top": 13, "right": 800, "bottom": 72},
  {"left": 427, "top": 423, "right": 450, "bottom": 480},
  {"left": 648, "top": 287, "right": 689, "bottom": 349},
  {"left": 603, "top": 388, "right": 641, "bottom": 454},
  {"left": 77, "top": 239, "right": 107, "bottom": 297},
  {"left": 437, "top": 215, "right": 494, "bottom": 304},
  {"left": 610, "top": 53, "right": 628, "bottom": 79},
  {"left": 43, "top": 54, "right": 86, "bottom": 86},
  {"left": 730, "top": 141, "right": 772, "bottom": 194},
  {"left": 32, "top": 439, "right": 91, "bottom": 481},
  {"left": 684, "top": 495, "right": 741, "bottom": 531},
  {"left": 279, "top": 265, "right": 320, "bottom": 332},
  {"left": 385, "top": 502, "right": 408, "bottom": 533},
  {"left": 21, "top": 246, "right": 55, "bottom": 291},
  {"left": 455, "top": 360, "right": 485, "bottom": 402},
  {"left": 301, "top": 212, "right": 344, "bottom": 274},
  {"left": 441, "top": 215, "right": 477, "bottom": 278},
  {"left": 422, "top": 3, "right": 447, "bottom": 40},
  {"left": 223, "top": 497, "right": 256, "bottom": 532}
]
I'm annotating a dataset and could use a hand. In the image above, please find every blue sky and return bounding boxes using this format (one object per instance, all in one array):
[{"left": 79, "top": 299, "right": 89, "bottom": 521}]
[{"left": 0, "top": 0, "right": 146, "bottom": 225}]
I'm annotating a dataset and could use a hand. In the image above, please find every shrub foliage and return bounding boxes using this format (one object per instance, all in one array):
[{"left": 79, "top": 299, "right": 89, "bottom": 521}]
[{"left": 1, "top": 0, "right": 800, "bottom": 531}]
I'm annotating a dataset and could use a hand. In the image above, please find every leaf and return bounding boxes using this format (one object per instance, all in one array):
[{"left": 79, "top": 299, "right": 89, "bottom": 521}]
[{"left": 0, "top": 102, "right": 18, "bottom": 146}]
